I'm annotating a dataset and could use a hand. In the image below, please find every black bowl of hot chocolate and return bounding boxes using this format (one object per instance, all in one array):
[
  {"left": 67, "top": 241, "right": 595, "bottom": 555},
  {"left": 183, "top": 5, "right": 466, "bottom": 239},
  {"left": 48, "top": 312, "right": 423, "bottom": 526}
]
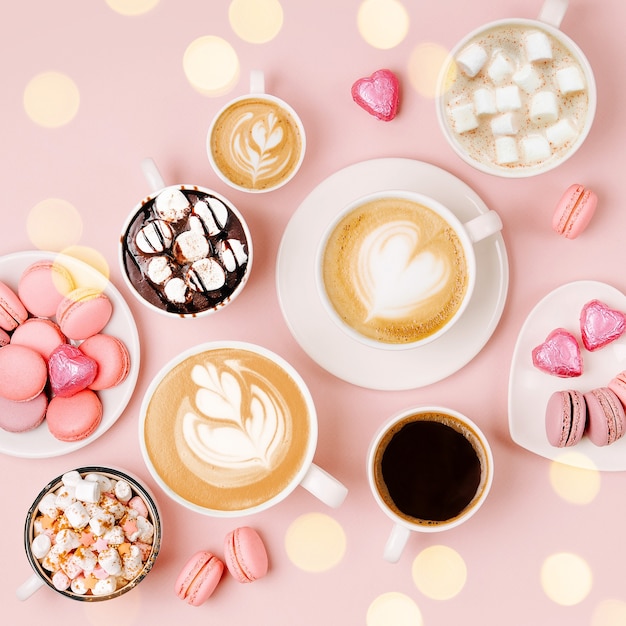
[{"left": 120, "top": 185, "right": 252, "bottom": 317}]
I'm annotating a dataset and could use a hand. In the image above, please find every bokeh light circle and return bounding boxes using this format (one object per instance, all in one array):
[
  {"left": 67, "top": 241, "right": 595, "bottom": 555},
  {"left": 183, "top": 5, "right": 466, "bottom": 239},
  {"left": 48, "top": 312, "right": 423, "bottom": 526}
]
[
  {"left": 229, "top": 0, "right": 284, "bottom": 43},
  {"left": 59, "top": 245, "right": 111, "bottom": 293},
  {"left": 550, "top": 451, "right": 600, "bottom": 505},
  {"left": 367, "top": 592, "right": 423, "bottom": 626},
  {"left": 24, "top": 72, "right": 80, "bottom": 128},
  {"left": 285, "top": 513, "right": 346, "bottom": 572},
  {"left": 412, "top": 545, "right": 467, "bottom": 600},
  {"left": 27, "top": 198, "right": 83, "bottom": 251},
  {"left": 541, "top": 552, "right": 593, "bottom": 606},
  {"left": 408, "top": 43, "right": 450, "bottom": 98},
  {"left": 105, "top": 0, "right": 159, "bottom": 15},
  {"left": 357, "top": 0, "right": 409, "bottom": 50},
  {"left": 183, "top": 36, "right": 240, "bottom": 96}
]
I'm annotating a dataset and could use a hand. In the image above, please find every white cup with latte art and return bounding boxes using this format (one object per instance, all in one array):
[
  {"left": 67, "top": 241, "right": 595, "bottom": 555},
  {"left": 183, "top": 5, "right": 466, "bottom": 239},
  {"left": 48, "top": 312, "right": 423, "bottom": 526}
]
[
  {"left": 316, "top": 190, "right": 502, "bottom": 349},
  {"left": 207, "top": 70, "right": 306, "bottom": 193},
  {"left": 139, "top": 341, "right": 348, "bottom": 517}
]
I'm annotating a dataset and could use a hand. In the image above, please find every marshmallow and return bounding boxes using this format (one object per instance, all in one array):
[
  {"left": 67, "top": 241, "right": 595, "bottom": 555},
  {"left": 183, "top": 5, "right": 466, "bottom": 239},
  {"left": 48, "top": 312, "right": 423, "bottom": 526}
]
[
  {"left": 31, "top": 534, "right": 52, "bottom": 559},
  {"left": 54, "top": 486, "right": 76, "bottom": 511},
  {"left": 104, "top": 525, "right": 126, "bottom": 545},
  {"left": 128, "top": 495, "right": 149, "bottom": 518},
  {"left": 99, "top": 547, "right": 122, "bottom": 576},
  {"left": 84, "top": 473, "right": 114, "bottom": 493},
  {"left": 135, "top": 220, "right": 174, "bottom": 254},
  {"left": 521, "top": 134, "right": 552, "bottom": 162},
  {"left": 219, "top": 239, "right": 248, "bottom": 273},
  {"left": 114, "top": 480, "right": 133, "bottom": 503},
  {"left": 146, "top": 256, "right": 173, "bottom": 285},
  {"left": 70, "top": 576, "right": 89, "bottom": 595},
  {"left": 38, "top": 493, "right": 60, "bottom": 518},
  {"left": 64, "top": 501, "right": 90, "bottom": 530},
  {"left": 546, "top": 118, "right": 578, "bottom": 146},
  {"left": 491, "top": 112, "right": 521, "bottom": 135},
  {"left": 456, "top": 43, "right": 488, "bottom": 77},
  {"left": 164, "top": 277, "right": 188, "bottom": 304},
  {"left": 52, "top": 570, "right": 70, "bottom": 591},
  {"left": 193, "top": 198, "right": 229, "bottom": 236},
  {"left": 122, "top": 545, "right": 144, "bottom": 580},
  {"left": 71, "top": 547, "right": 98, "bottom": 572},
  {"left": 55, "top": 528, "right": 81, "bottom": 552},
  {"left": 89, "top": 509, "right": 115, "bottom": 536},
  {"left": 488, "top": 52, "right": 514, "bottom": 84},
  {"left": 530, "top": 91, "right": 559, "bottom": 123},
  {"left": 449, "top": 103, "right": 479, "bottom": 134},
  {"left": 61, "top": 554, "right": 84, "bottom": 580},
  {"left": 187, "top": 258, "right": 226, "bottom": 292},
  {"left": 513, "top": 64, "right": 542, "bottom": 93},
  {"left": 557, "top": 65, "right": 586, "bottom": 94},
  {"left": 154, "top": 188, "right": 190, "bottom": 222},
  {"left": 174, "top": 230, "right": 209, "bottom": 264},
  {"left": 75, "top": 479, "right": 101, "bottom": 504},
  {"left": 473, "top": 88, "right": 496, "bottom": 115},
  {"left": 525, "top": 30, "right": 553, "bottom": 62},
  {"left": 93, "top": 576, "right": 118, "bottom": 596},
  {"left": 100, "top": 494, "right": 128, "bottom": 520},
  {"left": 62, "top": 471, "right": 82, "bottom": 488},
  {"left": 496, "top": 85, "right": 522, "bottom": 112},
  {"left": 42, "top": 545, "right": 65, "bottom": 572}
]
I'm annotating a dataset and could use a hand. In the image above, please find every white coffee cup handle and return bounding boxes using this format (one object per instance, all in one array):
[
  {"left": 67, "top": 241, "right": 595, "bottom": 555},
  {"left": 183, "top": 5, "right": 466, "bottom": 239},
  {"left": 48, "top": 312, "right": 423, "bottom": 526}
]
[
  {"left": 462, "top": 210, "right": 503, "bottom": 244},
  {"left": 299, "top": 463, "right": 348, "bottom": 508},
  {"left": 384, "top": 523, "right": 412, "bottom": 563},
  {"left": 141, "top": 157, "right": 166, "bottom": 193},
  {"left": 249, "top": 69, "right": 265, "bottom": 94},
  {"left": 538, "top": 0, "right": 568, "bottom": 28},
  {"left": 16, "top": 573, "right": 44, "bottom": 601}
]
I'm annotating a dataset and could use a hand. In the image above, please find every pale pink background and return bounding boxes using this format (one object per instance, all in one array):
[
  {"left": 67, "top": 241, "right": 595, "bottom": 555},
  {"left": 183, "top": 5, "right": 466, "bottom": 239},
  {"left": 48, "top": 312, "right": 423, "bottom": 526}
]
[{"left": 2, "top": 1, "right": 625, "bottom": 624}]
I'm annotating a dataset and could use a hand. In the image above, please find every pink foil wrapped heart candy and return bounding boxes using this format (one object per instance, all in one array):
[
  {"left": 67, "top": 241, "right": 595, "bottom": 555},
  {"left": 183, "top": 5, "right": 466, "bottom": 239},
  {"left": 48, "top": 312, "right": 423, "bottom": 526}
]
[
  {"left": 580, "top": 299, "right": 626, "bottom": 351},
  {"left": 532, "top": 328, "right": 583, "bottom": 377},
  {"left": 351, "top": 69, "right": 399, "bottom": 121},
  {"left": 48, "top": 344, "right": 98, "bottom": 397}
]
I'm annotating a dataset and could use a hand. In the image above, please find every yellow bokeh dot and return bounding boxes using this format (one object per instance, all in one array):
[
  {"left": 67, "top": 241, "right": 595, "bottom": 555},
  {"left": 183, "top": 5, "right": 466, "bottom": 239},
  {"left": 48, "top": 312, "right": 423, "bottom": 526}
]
[
  {"left": 183, "top": 36, "right": 240, "bottom": 96},
  {"left": 592, "top": 599, "right": 626, "bottom": 626},
  {"left": 27, "top": 198, "right": 83, "bottom": 251},
  {"left": 367, "top": 592, "right": 423, "bottom": 626},
  {"left": 105, "top": 0, "right": 159, "bottom": 15},
  {"left": 24, "top": 72, "right": 80, "bottom": 128},
  {"left": 285, "top": 513, "right": 346, "bottom": 572},
  {"left": 229, "top": 0, "right": 283, "bottom": 43},
  {"left": 59, "top": 246, "right": 110, "bottom": 293},
  {"left": 357, "top": 0, "right": 410, "bottom": 50},
  {"left": 412, "top": 545, "right": 467, "bottom": 600},
  {"left": 408, "top": 43, "right": 451, "bottom": 99},
  {"left": 550, "top": 451, "right": 600, "bottom": 505},
  {"left": 541, "top": 552, "right": 593, "bottom": 606}
]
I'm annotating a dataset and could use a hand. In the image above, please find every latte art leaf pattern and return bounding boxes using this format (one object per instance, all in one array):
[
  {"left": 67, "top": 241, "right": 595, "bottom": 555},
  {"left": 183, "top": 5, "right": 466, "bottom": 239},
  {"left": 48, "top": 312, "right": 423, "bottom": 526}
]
[{"left": 182, "top": 361, "right": 287, "bottom": 471}]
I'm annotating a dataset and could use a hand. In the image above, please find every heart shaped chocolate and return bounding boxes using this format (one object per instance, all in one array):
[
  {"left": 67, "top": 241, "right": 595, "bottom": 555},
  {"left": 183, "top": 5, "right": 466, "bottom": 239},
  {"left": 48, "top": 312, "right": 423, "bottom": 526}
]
[
  {"left": 48, "top": 344, "right": 97, "bottom": 397},
  {"left": 351, "top": 69, "right": 399, "bottom": 121},
  {"left": 580, "top": 299, "right": 626, "bottom": 351},
  {"left": 532, "top": 328, "right": 583, "bottom": 377}
]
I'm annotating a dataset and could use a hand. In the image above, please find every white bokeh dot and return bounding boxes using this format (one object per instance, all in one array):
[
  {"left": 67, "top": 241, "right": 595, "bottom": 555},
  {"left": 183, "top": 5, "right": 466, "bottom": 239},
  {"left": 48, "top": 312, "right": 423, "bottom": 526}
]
[
  {"left": 105, "top": 0, "right": 159, "bottom": 16},
  {"left": 357, "top": 0, "right": 409, "bottom": 49},
  {"left": 285, "top": 513, "right": 346, "bottom": 572},
  {"left": 408, "top": 43, "right": 450, "bottom": 98},
  {"left": 592, "top": 599, "right": 626, "bottom": 626},
  {"left": 412, "top": 545, "right": 467, "bottom": 600},
  {"left": 367, "top": 592, "right": 423, "bottom": 626},
  {"left": 550, "top": 451, "right": 600, "bottom": 505},
  {"left": 27, "top": 198, "right": 83, "bottom": 251},
  {"left": 229, "top": 0, "right": 284, "bottom": 43},
  {"left": 183, "top": 36, "right": 240, "bottom": 96},
  {"left": 23, "top": 72, "right": 80, "bottom": 128},
  {"left": 541, "top": 552, "right": 593, "bottom": 606}
]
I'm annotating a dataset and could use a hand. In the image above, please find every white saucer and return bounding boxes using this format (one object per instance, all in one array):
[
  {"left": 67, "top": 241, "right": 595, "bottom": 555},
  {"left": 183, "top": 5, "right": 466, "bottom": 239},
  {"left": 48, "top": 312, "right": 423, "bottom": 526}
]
[
  {"left": 276, "top": 158, "right": 509, "bottom": 390},
  {"left": 0, "top": 251, "right": 140, "bottom": 459},
  {"left": 509, "top": 280, "right": 626, "bottom": 471}
]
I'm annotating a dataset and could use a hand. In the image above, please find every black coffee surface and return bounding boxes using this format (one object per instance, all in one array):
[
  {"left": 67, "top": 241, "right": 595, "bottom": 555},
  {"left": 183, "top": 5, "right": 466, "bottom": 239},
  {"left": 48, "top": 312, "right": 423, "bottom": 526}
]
[{"left": 380, "top": 419, "right": 481, "bottom": 523}]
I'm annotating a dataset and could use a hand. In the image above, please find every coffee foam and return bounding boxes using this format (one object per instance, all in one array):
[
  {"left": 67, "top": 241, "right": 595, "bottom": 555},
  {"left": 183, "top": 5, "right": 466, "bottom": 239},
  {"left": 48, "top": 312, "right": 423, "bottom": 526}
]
[
  {"left": 143, "top": 347, "right": 311, "bottom": 512},
  {"left": 322, "top": 197, "right": 468, "bottom": 344},
  {"left": 210, "top": 97, "right": 303, "bottom": 191}
]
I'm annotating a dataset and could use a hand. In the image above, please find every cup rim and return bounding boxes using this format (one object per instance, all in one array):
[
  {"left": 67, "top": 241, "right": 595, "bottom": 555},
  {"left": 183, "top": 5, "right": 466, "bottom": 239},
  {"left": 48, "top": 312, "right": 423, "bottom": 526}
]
[
  {"left": 138, "top": 340, "right": 319, "bottom": 517},
  {"left": 366, "top": 406, "right": 494, "bottom": 533},
  {"left": 436, "top": 16, "right": 597, "bottom": 178},
  {"left": 315, "top": 189, "right": 478, "bottom": 351},
  {"left": 206, "top": 92, "right": 307, "bottom": 194},
  {"left": 24, "top": 466, "right": 162, "bottom": 601},
  {"left": 118, "top": 183, "right": 253, "bottom": 319}
]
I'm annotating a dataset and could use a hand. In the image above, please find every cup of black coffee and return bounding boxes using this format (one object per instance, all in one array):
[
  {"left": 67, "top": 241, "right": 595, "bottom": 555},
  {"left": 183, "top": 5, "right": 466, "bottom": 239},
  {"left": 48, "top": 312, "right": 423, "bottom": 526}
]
[{"left": 367, "top": 406, "right": 493, "bottom": 562}]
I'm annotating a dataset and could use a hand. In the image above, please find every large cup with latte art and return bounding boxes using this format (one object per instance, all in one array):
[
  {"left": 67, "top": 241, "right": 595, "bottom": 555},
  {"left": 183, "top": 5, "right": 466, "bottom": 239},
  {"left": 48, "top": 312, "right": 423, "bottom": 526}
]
[
  {"left": 207, "top": 70, "right": 306, "bottom": 193},
  {"left": 317, "top": 191, "right": 503, "bottom": 349},
  {"left": 139, "top": 342, "right": 348, "bottom": 516}
]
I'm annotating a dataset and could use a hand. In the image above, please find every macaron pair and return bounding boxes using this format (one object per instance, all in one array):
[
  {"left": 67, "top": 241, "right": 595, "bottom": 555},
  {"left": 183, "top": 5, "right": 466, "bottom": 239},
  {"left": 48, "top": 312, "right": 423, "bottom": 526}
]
[
  {"left": 552, "top": 183, "right": 598, "bottom": 239},
  {"left": 18, "top": 260, "right": 75, "bottom": 318},
  {"left": 175, "top": 527, "right": 268, "bottom": 606}
]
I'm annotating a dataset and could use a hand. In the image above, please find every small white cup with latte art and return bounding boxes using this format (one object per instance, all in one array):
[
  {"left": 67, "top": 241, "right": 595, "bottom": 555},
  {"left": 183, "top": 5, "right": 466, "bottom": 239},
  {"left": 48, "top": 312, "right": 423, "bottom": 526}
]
[
  {"left": 207, "top": 70, "right": 306, "bottom": 193},
  {"left": 316, "top": 190, "right": 502, "bottom": 350}
]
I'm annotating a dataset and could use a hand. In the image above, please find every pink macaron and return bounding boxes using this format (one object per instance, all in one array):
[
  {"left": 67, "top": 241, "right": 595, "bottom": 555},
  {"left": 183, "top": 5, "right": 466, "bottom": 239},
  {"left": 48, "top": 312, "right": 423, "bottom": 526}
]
[
  {"left": 10, "top": 317, "right": 67, "bottom": 360},
  {"left": 79, "top": 333, "right": 131, "bottom": 390},
  {"left": 584, "top": 387, "right": 626, "bottom": 446},
  {"left": 56, "top": 287, "right": 113, "bottom": 341},
  {"left": 0, "top": 328, "right": 10, "bottom": 347},
  {"left": 0, "top": 344, "right": 48, "bottom": 402},
  {"left": 608, "top": 371, "right": 626, "bottom": 408},
  {"left": 224, "top": 526, "right": 269, "bottom": 583},
  {"left": 46, "top": 388, "right": 103, "bottom": 442},
  {"left": 175, "top": 551, "right": 224, "bottom": 606},
  {"left": 552, "top": 184, "right": 598, "bottom": 239},
  {"left": 545, "top": 389, "right": 587, "bottom": 448},
  {"left": 0, "top": 392, "right": 48, "bottom": 433},
  {"left": 0, "top": 280, "right": 28, "bottom": 331},
  {"left": 18, "top": 260, "right": 75, "bottom": 318}
]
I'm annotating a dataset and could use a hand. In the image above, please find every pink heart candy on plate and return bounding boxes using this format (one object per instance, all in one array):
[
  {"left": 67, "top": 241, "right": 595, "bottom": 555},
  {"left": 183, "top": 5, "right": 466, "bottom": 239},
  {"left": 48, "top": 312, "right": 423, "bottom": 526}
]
[
  {"left": 580, "top": 299, "right": 626, "bottom": 351},
  {"left": 532, "top": 328, "right": 583, "bottom": 377},
  {"left": 351, "top": 69, "right": 399, "bottom": 121},
  {"left": 48, "top": 344, "right": 98, "bottom": 397}
]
